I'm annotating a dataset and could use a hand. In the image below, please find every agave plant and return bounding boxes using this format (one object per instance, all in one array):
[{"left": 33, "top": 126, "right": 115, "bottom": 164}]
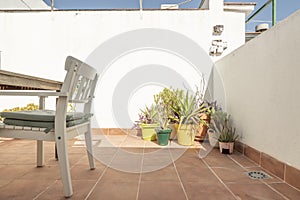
[
  {"left": 217, "top": 115, "right": 238, "bottom": 142},
  {"left": 170, "top": 90, "right": 204, "bottom": 128},
  {"left": 209, "top": 109, "right": 228, "bottom": 134}
]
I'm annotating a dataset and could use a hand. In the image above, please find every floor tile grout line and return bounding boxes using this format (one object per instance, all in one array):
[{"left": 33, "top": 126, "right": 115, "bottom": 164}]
[
  {"left": 215, "top": 152, "right": 300, "bottom": 198},
  {"left": 228, "top": 153, "right": 291, "bottom": 199},
  {"left": 135, "top": 145, "right": 145, "bottom": 200},
  {"left": 84, "top": 159, "right": 108, "bottom": 200},
  {"left": 202, "top": 158, "right": 240, "bottom": 200},
  {"left": 262, "top": 181, "right": 285, "bottom": 184},
  {"left": 105, "top": 135, "right": 128, "bottom": 148},
  {"left": 84, "top": 141, "right": 122, "bottom": 200},
  {"left": 234, "top": 152, "right": 262, "bottom": 167},
  {"left": 227, "top": 154, "right": 254, "bottom": 170},
  {"left": 169, "top": 147, "right": 189, "bottom": 200},
  {"left": 33, "top": 180, "right": 58, "bottom": 200},
  {"left": 30, "top": 140, "right": 82, "bottom": 199},
  {"left": 248, "top": 162, "right": 300, "bottom": 193},
  {"left": 231, "top": 152, "right": 284, "bottom": 169},
  {"left": 0, "top": 178, "right": 13, "bottom": 189},
  {"left": 5, "top": 136, "right": 300, "bottom": 199},
  {"left": 262, "top": 178, "right": 300, "bottom": 193},
  {"left": 235, "top": 154, "right": 288, "bottom": 185},
  {"left": 227, "top": 154, "right": 284, "bottom": 182},
  {"left": 83, "top": 161, "right": 109, "bottom": 199},
  {"left": 264, "top": 182, "right": 290, "bottom": 200},
  {"left": 283, "top": 182, "right": 300, "bottom": 192}
]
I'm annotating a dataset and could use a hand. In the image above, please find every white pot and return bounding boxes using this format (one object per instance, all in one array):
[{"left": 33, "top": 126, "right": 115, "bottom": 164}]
[
  {"left": 219, "top": 142, "right": 234, "bottom": 154},
  {"left": 207, "top": 129, "right": 220, "bottom": 148}
]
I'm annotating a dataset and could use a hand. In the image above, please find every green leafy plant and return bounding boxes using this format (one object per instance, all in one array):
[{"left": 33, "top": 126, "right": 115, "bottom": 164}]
[
  {"left": 137, "top": 104, "right": 158, "bottom": 125},
  {"left": 154, "top": 87, "right": 183, "bottom": 123},
  {"left": 154, "top": 99, "right": 169, "bottom": 130},
  {"left": 0, "top": 103, "right": 39, "bottom": 122},
  {"left": 2, "top": 103, "right": 39, "bottom": 112}
]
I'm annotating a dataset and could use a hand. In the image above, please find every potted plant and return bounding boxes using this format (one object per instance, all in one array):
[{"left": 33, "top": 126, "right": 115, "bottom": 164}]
[
  {"left": 138, "top": 104, "right": 159, "bottom": 141},
  {"left": 195, "top": 101, "right": 212, "bottom": 142},
  {"left": 207, "top": 106, "right": 227, "bottom": 147},
  {"left": 218, "top": 115, "right": 238, "bottom": 154},
  {"left": 193, "top": 79, "right": 211, "bottom": 142},
  {"left": 154, "top": 87, "right": 181, "bottom": 140},
  {"left": 153, "top": 95, "right": 172, "bottom": 146},
  {"left": 171, "top": 90, "right": 202, "bottom": 146}
]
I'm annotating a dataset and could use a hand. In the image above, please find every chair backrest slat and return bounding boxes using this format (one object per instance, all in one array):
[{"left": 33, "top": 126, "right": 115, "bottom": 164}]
[
  {"left": 70, "top": 75, "right": 80, "bottom": 99},
  {"left": 61, "top": 56, "right": 98, "bottom": 113},
  {"left": 74, "top": 77, "right": 87, "bottom": 100}
]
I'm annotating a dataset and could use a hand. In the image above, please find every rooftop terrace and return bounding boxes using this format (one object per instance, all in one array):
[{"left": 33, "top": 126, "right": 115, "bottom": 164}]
[
  {"left": 0, "top": 131, "right": 300, "bottom": 199},
  {"left": 0, "top": 1, "right": 299, "bottom": 199}
]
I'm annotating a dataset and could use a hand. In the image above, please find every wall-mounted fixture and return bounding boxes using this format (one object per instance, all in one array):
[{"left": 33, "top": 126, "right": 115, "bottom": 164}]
[
  {"left": 209, "top": 40, "right": 227, "bottom": 56},
  {"left": 160, "top": 0, "right": 192, "bottom": 10},
  {"left": 213, "top": 25, "right": 224, "bottom": 35},
  {"left": 255, "top": 23, "right": 269, "bottom": 32}
]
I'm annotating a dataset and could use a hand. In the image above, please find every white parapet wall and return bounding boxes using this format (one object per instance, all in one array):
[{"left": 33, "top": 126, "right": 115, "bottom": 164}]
[
  {"left": 0, "top": 8, "right": 245, "bottom": 127},
  {"left": 214, "top": 10, "right": 300, "bottom": 169}
]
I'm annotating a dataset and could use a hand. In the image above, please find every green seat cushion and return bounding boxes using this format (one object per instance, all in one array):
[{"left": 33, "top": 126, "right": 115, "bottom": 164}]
[
  {"left": 3, "top": 117, "right": 89, "bottom": 129},
  {"left": 0, "top": 110, "right": 92, "bottom": 133},
  {"left": 0, "top": 110, "right": 92, "bottom": 122}
]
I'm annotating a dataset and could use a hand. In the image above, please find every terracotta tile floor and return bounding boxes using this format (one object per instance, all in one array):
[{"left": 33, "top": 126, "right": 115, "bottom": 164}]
[{"left": 0, "top": 134, "right": 300, "bottom": 200}]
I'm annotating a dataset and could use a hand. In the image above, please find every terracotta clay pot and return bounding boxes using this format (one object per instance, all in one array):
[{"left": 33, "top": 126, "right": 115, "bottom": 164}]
[{"left": 195, "top": 114, "right": 210, "bottom": 142}]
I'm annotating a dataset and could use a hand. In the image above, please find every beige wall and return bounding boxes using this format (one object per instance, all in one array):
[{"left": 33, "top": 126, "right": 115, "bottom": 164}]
[{"left": 214, "top": 10, "right": 300, "bottom": 169}]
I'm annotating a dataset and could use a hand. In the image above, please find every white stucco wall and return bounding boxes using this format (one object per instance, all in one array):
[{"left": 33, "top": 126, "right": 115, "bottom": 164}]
[
  {"left": 0, "top": 8, "right": 245, "bottom": 127},
  {"left": 214, "top": 10, "right": 300, "bottom": 169}
]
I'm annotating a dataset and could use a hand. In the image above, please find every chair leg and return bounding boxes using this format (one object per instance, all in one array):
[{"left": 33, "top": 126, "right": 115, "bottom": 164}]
[
  {"left": 37, "top": 96, "right": 46, "bottom": 167},
  {"left": 55, "top": 144, "right": 58, "bottom": 160},
  {"left": 56, "top": 137, "right": 73, "bottom": 197},
  {"left": 85, "top": 127, "right": 95, "bottom": 170},
  {"left": 37, "top": 140, "right": 44, "bottom": 167}
]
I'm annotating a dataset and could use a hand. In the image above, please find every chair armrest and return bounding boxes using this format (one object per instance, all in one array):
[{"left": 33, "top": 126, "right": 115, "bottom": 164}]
[{"left": 0, "top": 91, "right": 68, "bottom": 97}]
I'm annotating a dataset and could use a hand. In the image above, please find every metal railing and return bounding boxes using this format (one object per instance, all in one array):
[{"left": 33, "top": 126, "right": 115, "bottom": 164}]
[{"left": 246, "top": 0, "right": 276, "bottom": 26}]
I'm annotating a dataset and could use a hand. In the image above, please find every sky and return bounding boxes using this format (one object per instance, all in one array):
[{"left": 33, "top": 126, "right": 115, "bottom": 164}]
[
  {"left": 230, "top": 0, "right": 300, "bottom": 31},
  {"left": 43, "top": 0, "right": 300, "bottom": 31}
]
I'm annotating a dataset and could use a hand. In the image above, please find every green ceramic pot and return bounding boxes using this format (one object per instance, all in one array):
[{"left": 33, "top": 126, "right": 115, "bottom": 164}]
[{"left": 156, "top": 128, "right": 172, "bottom": 146}]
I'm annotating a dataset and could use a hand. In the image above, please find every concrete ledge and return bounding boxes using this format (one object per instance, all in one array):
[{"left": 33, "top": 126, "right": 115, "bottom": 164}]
[{"left": 92, "top": 128, "right": 141, "bottom": 136}]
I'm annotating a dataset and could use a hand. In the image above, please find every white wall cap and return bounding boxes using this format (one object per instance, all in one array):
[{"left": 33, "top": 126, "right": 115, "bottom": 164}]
[{"left": 0, "top": 0, "right": 51, "bottom": 10}]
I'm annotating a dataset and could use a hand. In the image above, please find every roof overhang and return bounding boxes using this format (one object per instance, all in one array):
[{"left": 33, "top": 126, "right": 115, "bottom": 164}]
[{"left": 224, "top": 2, "right": 256, "bottom": 18}]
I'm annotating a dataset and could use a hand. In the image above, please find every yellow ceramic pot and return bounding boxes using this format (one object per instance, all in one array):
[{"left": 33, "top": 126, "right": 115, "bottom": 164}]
[
  {"left": 177, "top": 124, "right": 196, "bottom": 146},
  {"left": 140, "top": 123, "right": 159, "bottom": 141}
]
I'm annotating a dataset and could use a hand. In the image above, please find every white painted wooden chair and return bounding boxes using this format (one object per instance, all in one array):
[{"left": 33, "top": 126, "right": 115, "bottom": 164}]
[{"left": 0, "top": 56, "right": 98, "bottom": 197}]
